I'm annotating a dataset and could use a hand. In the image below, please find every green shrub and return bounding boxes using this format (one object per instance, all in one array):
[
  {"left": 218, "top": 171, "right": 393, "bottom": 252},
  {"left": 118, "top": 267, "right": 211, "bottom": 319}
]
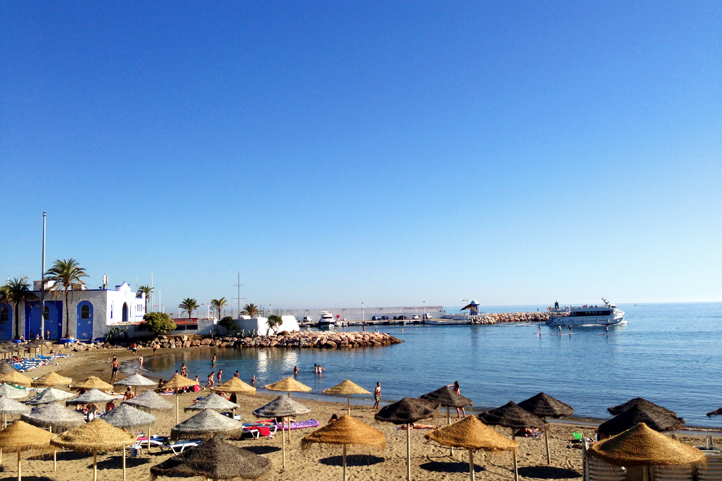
[{"left": 142, "top": 312, "right": 177, "bottom": 334}]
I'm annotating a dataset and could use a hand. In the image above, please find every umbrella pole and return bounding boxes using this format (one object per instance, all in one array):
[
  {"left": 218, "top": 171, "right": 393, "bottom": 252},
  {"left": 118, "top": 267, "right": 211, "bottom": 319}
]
[
  {"left": 282, "top": 418, "right": 286, "bottom": 470},
  {"left": 447, "top": 406, "right": 453, "bottom": 457},
  {"left": 93, "top": 450, "right": 97, "bottom": 481},
  {"left": 544, "top": 428, "right": 550, "bottom": 465},
  {"left": 343, "top": 444, "right": 347, "bottom": 481},
  {"left": 123, "top": 446, "right": 126, "bottom": 481},
  {"left": 148, "top": 423, "right": 152, "bottom": 452},
  {"left": 176, "top": 394, "right": 180, "bottom": 424},
  {"left": 468, "top": 449, "right": 475, "bottom": 481},
  {"left": 17, "top": 450, "right": 20, "bottom": 481},
  {"left": 3, "top": 412, "right": 6, "bottom": 429},
  {"left": 54, "top": 450, "right": 57, "bottom": 471},
  {"left": 511, "top": 433, "right": 518, "bottom": 481},
  {"left": 347, "top": 394, "right": 350, "bottom": 416},
  {"left": 406, "top": 423, "right": 411, "bottom": 481}
]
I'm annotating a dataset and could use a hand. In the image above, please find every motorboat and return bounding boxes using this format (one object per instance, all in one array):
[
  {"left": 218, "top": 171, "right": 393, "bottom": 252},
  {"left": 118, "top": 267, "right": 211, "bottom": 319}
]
[
  {"left": 318, "top": 310, "right": 336, "bottom": 328},
  {"left": 546, "top": 298, "right": 625, "bottom": 327}
]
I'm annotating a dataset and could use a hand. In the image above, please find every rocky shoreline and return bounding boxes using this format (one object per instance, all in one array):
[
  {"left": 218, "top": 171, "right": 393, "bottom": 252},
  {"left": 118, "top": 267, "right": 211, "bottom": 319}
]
[{"left": 474, "top": 311, "right": 551, "bottom": 324}]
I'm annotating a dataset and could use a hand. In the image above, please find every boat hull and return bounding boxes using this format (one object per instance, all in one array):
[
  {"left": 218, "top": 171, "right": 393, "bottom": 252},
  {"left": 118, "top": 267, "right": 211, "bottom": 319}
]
[{"left": 546, "top": 310, "right": 625, "bottom": 327}]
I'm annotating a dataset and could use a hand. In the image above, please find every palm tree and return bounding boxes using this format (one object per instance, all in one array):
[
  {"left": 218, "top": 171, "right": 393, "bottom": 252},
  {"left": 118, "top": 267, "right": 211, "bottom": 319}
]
[
  {"left": 242, "top": 303, "right": 259, "bottom": 317},
  {"left": 179, "top": 298, "right": 199, "bottom": 319},
  {"left": 210, "top": 297, "right": 227, "bottom": 320},
  {"left": 137, "top": 285, "right": 153, "bottom": 312},
  {"left": 44, "top": 259, "right": 88, "bottom": 339},
  {"left": 0, "top": 278, "right": 37, "bottom": 339}
]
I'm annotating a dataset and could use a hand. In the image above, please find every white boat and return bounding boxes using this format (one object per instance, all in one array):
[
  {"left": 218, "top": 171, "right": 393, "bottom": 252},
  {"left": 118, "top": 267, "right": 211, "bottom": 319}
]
[
  {"left": 546, "top": 298, "right": 625, "bottom": 327},
  {"left": 318, "top": 310, "right": 336, "bottom": 328}
]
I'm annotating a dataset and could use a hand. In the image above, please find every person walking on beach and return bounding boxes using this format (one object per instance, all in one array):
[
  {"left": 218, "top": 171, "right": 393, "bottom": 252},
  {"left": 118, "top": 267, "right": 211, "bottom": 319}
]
[
  {"left": 153, "top": 343, "right": 157, "bottom": 355},
  {"left": 449, "top": 381, "right": 466, "bottom": 418},
  {"left": 111, "top": 356, "right": 119, "bottom": 381},
  {"left": 217, "top": 369, "right": 223, "bottom": 384},
  {"left": 373, "top": 382, "right": 381, "bottom": 409},
  {"left": 207, "top": 372, "right": 215, "bottom": 387},
  {"left": 180, "top": 363, "right": 188, "bottom": 378}
]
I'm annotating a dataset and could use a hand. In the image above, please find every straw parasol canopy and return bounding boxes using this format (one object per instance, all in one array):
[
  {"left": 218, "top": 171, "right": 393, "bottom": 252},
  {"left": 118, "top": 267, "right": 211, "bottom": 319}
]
[
  {"left": 52, "top": 418, "right": 136, "bottom": 481},
  {"left": 100, "top": 404, "right": 156, "bottom": 428},
  {"left": 518, "top": 392, "right": 574, "bottom": 418},
  {"left": 171, "top": 409, "right": 244, "bottom": 440},
  {"left": 32, "top": 371, "right": 72, "bottom": 387},
  {"left": 0, "top": 383, "right": 29, "bottom": 400},
  {"left": 72, "top": 376, "right": 113, "bottom": 391},
  {"left": 323, "top": 380, "right": 371, "bottom": 415},
  {"left": 707, "top": 407, "right": 722, "bottom": 417},
  {"left": 1, "top": 371, "right": 32, "bottom": 387},
  {"left": 150, "top": 435, "right": 272, "bottom": 480},
  {"left": 608, "top": 397, "right": 679, "bottom": 418},
  {"left": 302, "top": 414, "right": 385, "bottom": 481},
  {"left": 114, "top": 373, "right": 157, "bottom": 389},
  {"left": 184, "top": 393, "right": 239, "bottom": 412},
  {"left": 67, "top": 389, "right": 118, "bottom": 405},
  {"left": 26, "top": 387, "right": 76, "bottom": 405},
  {"left": 0, "top": 363, "right": 18, "bottom": 375},
  {"left": 265, "top": 376, "right": 311, "bottom": 396},
  {"left": 0, "top": 396, "right": 32, "bottom": 416},
  {"left": 253, "top": 396, "right": 311, "bottom": 470},
  {"left": 212, "top": 377, "right": 256, "bottom": 396},
  {"left": 477, "top": 401, "right": 546, "bottom": 430},
  {"left": 375, "top": 398, "right": 438, "bottom": 481},
  {"left": 22, "top": 402, "right": 85, "bottom": 429},
  {"left": 123, "top": 390, "right": 174, "bottom": 411},
  {"left": 598, "top": 405, "right": 684, "bottom": 438},
  {"left": 161, "top": 373, "right": 199, "bottom": 424},
  {"left": 425, "top": 416, "right": 519, "bottom": 481},
  {"left": 0, "top": 421, "right": 56, "bottom": 481},
  {"left": 517, "top": 392, "right": 573, "bottom": 465},
  {"left": 420, "top": 386, "right": 474, "bottom": 409},
  {"left": 589, "top": 422, "right": 706, "bottom": 467}
]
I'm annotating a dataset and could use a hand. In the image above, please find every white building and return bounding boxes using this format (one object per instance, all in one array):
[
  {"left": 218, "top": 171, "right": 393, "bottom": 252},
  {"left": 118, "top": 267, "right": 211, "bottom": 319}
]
[
  {"left": 0, "top": 281, "right": 145, "bottom": 342},
  {"left": 237, "top": 315, "right": 300, "bottom": 336}
]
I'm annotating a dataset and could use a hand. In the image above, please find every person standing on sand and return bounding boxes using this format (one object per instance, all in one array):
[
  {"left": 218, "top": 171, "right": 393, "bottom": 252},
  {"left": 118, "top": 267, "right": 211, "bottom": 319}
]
[
  {"left": 217, "top": 369, "right": 223, "bottom": 384},
  {"left": 138, "top": 355, "right": 143, "bottom": 370},
  {"left": 373, "top": 382, "right": 381, "bottom": 409},
  {"left": 207, "top": 372, "right": 215, "bottom": 387},
  {"left": 449, "top": 381, "right": 466, "bottom": 418},
  {"left": 111, "top": 356, "right": 119, "bottom": 381}
]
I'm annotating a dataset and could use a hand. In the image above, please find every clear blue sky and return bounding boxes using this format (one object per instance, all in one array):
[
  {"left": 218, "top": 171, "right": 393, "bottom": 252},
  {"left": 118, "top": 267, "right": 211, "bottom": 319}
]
[{"left": 2, "top": 1, "right": 720, "bottom": 311}]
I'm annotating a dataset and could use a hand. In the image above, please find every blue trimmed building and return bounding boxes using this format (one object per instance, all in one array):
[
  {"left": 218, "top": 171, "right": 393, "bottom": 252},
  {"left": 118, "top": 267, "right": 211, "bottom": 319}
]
[{"left": 0, "top": 281, "right": 145, "bottom": 341}]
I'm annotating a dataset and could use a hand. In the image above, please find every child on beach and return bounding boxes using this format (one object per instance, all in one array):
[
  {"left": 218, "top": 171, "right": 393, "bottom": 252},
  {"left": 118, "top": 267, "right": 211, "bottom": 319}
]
[
  {"left": 373, "top": 382, "right": 381, "bottom": 409},
  {"left": 207, "top": 372, "right": 215, "bottom": 387}
]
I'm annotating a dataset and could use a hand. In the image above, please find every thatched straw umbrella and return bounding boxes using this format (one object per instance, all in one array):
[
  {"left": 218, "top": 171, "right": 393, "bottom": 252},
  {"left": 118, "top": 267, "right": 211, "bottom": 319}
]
[
  {"left": 32, "top": 371, "right": 72, "bottom": 388},
  {"left": 22, "top": 402, "right": 85, "bottom": 429},
  {"left": 707, "top": 407, "right": 722, "bottom": 417},
  {"left": 123, "top": 390, "right": 173, "bottom": 451},
  {"left": 211, "top": 377, "right": 256, "bottom": 397},
  {"left": 0, "top": 397, "right": 32, "bottom": 468},
  {"left": 477, "top": 401, "right": 546, "bottom": 481},
  {"left": 425, "top": 416, "right": 519, "bottom": 481},
  {"left": 375, "top": 397, "right": 438, "bottom": 481},
  {"left": 100, "top": 403, "right": 156, "bottom": 452},
  {"left": 184, "top": 393, "right": 239, "bottom": 414},
  {"left": 67, "top": 389, "right": 117, "bottom": 406},
  {"left": 150, "top": 435, "right": 272, "bottom": 480},
  {"left": 598, "top": 404, "right": 684, "bottom": 439},
  {"left": 264, "top": 376, "right": 311, "bottom": 441},
  {"left": 0, "top": 363, "right": 18, "bottom": 375},
  {"left": 608, "top": 397, "right": 678, "bottom": 417},
  {"left": 420, "top": 386, "right": 473, "bottom": 456},
  {"left": 0, "top": 383, "right": 29, "bottom": 400},
  {"left": 323, "top": 380, "right": 371, "bottom": 416},
  {"left": 253, "top": 396, "right": 311, "bottom": 470},
  {"left": 114, "top": 373, "right": 156, "bottom": 393},
  {"left": 160, "top": 373, "right": 199, "bottom": 423},
  {"left": 0, "top": 421, "right": 55, "bottom": 481},
  {"left": 588, "top": 422, "right": 705, "bottom": 479},
  {"left": 72, "top": 376, "right": 113, "bottom": 391},
  {"left": 518, "top": 392, "right": 574, "bottom": 465},
  {"left": 52, "top": 418, "right": 136, "bottom": 481},
  {"left": 1, "top": 371, "right": 32, "bottom": 387},
  {"left": 302, "top": 414, "right": 385, "bottom": 481},
  {"left": 26, "top": 387, "right": 75, "bottom": 405},
  {"left": 171, "top": 408, "right": 244, "bottom": 441}
]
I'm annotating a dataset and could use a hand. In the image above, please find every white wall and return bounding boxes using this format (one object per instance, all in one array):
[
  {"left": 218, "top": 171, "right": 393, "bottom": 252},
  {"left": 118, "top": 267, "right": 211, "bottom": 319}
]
[{"left": 237, "top": 316, "right": 300, "bottom": 336}]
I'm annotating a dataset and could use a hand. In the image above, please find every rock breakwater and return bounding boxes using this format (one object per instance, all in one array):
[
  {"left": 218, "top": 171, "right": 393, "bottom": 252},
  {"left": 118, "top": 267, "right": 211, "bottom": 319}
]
[{"left": 475, "top": 312, "right": 550, "bottom": 325}]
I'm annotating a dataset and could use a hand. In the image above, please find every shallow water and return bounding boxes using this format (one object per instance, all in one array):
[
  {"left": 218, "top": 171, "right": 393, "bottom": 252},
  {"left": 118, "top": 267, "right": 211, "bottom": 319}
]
[{"left": 142, "top": 302, "right": 722, "bottom": 427}]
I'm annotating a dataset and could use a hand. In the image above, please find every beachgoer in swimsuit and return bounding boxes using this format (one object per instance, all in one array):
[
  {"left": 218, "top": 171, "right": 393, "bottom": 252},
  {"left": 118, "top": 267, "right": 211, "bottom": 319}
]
[
  {"left": 208, "top": 372, "right": 215, "bottom": 387},
  {"left": 449, "top": 381, "right": 466, "bottom": 417},
  {"left": 293, "top": 366, "right": 299, "bottom": 375},
  {"left": 111, "top": 357, "right": 119, "bottom": 381},
  {"left": 217, "top": 369, "right": 223, "bottom": 384},
  {"left": 373, "top": 382, "right": 381, "bottom": 409},
  {"left": 212, "top": 354, "right": 217, "bottom": 365},
  {"left": 138, "top": 355, "right": 143, "bottom": 369},
  {"left": 233, "top": 370, "right": 239, "bottom": 378},
  {"left": 251, "top": 375, "right": 256, "bottom": 385},
  {"left": 123, "top": 386, "right": 135, "bottom": 400}
]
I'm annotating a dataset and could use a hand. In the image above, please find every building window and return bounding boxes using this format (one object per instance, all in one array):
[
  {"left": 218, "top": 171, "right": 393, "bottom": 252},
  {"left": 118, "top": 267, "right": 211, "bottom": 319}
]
[
  {"left": 44, "top": 306, "right": 50, "bottom": 320},
  {"left": 81, "top": 305, "right": 90, "bottom": 319},
  {"left": 0, "top": 306, "right": 8, "bottom": 324}
]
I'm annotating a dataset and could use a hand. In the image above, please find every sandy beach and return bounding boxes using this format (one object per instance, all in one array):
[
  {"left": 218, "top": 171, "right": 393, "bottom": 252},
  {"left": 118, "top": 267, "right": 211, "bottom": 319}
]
[{"left": 4, "top": 347, "right": 718, "bottom": 481}]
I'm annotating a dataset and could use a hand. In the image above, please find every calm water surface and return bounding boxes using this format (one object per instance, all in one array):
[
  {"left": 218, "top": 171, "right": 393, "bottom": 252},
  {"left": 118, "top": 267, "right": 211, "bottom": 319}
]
[{"left": 143, "top": 302, "right": 722, "bottom": 427}]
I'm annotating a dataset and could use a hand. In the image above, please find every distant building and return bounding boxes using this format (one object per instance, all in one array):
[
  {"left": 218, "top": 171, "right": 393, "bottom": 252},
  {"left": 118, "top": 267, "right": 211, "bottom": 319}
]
[{"left": 0, "top": 281, "right": 145, "bottom": 341}]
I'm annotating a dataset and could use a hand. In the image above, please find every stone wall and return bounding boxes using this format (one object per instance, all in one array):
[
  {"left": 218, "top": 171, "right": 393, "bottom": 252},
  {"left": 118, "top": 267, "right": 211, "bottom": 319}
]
[{"left": 474, "top": 311, "right": 551, "bottom": 325}]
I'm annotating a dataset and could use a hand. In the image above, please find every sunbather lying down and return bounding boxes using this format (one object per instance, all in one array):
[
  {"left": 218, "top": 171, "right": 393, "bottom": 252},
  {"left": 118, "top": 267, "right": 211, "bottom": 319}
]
[
  {"left": 398, "top": 423, "right": 437, "bottom": 430},
  {"left": 515, "top": 428, "right": 542, "bottom": 437}
]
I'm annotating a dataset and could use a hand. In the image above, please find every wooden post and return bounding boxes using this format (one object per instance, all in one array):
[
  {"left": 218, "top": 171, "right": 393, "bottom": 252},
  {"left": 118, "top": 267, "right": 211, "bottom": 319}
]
[
  {"left": 343, "top": 444, "right": 347, "bottom": 481},
  {"left": 17, "top": 451, "right": 20, "bottom": 481},
  {"left": 148, "top": 423, "right": 152, "bottom": 452},
  {"left": 123, "top": 446, "right": 126, "bottom": 481},
  {"left": 93, "top": 450, "right": 98, "bottom": 481},
  {"left": 468, "top": 449, "right": 475, "bottom": 481},
  {"left": 643, "top": 466, "right": 649, "bottom": 481},
  {"left": 447, "top": 406, "right": 454, "bottom": 457},
  {"left": 54, "top": 450, "right": 57, "bottom": 471},
  {"left": 544, "top": 428, "right": 551, "bottom": 465},
  {"left": 512, "top": 432, "right": 519, "bottom": 481},
  {"left": 281, "top": 418, "right": 286, "bottom": 470},
  {"left": 406, "top": 423, "right": 411, "bottom": 481},
  {"left": 176, "top": 394, "right": 180, "bottom": 424},
  {"left": 347, "top": 394, "right": 351, "bottom": 416}
]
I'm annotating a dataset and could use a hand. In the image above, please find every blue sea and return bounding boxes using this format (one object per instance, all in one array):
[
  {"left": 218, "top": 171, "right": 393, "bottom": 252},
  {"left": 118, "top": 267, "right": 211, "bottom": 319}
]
[{"left": 141, "top": 302, "right": 722, "bottom": 428}]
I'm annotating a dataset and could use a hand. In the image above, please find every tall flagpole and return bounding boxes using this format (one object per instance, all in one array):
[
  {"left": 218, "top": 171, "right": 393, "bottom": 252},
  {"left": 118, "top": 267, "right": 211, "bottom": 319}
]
[{"left": 40, "top": 212, "right": 47, "bottom": 339}]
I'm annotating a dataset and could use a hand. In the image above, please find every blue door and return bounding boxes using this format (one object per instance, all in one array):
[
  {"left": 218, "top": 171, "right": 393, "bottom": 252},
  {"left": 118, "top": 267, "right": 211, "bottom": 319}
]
[
  {"left": 76, "top": 302, "right": 93, "bottom": 341},
  {"left": 0, "top": 305, "right": 12, "bottom": 341},
  {"left": 25, "top": 301, "right": 62, "bottom": 340}
]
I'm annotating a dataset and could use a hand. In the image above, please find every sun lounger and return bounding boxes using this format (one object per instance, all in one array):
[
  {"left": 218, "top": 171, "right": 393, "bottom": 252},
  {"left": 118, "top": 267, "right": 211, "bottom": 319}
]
[
  {"left": 242, "top": 422, "right": 277, "bottom": 438},
  {"left": 652, "top": 464, "right": 694, "bottom": 481},
  {"left": 698, "top": 450, "right": 722, "bottom": 481}
]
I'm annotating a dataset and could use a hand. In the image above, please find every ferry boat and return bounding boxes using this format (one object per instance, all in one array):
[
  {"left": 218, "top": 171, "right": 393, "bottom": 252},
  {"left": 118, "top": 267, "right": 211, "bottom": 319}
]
[
  {"left": 318, "top": 310, "right": 336, "bottom": 328},
  {"left": 546, "top": 298, "right": 625, "bottom": 327}
]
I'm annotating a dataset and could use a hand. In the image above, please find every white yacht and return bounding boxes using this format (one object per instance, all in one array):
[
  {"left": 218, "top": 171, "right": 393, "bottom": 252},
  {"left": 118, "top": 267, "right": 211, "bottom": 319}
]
[
  {"left": 546, "top": 298, "right": 625, "bottom": 327},
  {"left": 318, "top": 310, "right": 336, "bottom": 328}
]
